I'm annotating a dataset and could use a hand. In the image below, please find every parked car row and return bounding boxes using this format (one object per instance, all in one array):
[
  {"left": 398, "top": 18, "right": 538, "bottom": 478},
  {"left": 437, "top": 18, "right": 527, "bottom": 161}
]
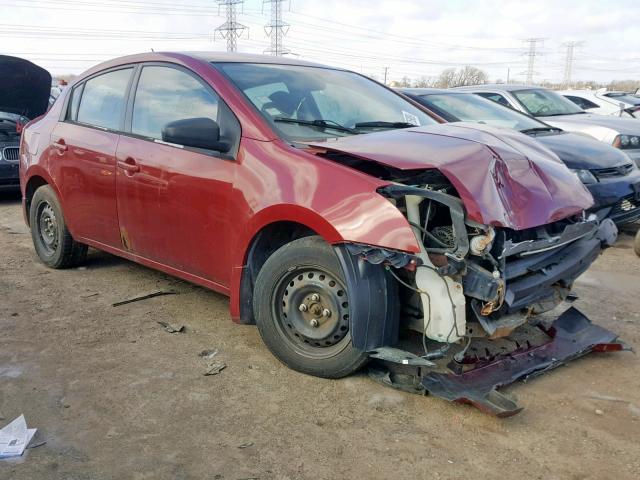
[
  {"left": 13, "top": 52, "right": 634, "bottom": 415},
  {"left": 562, "top": 88, "right": 640, "bottom": 118},
  {"left": 400, "top": 88, "right": 640, "bottom": 227}
]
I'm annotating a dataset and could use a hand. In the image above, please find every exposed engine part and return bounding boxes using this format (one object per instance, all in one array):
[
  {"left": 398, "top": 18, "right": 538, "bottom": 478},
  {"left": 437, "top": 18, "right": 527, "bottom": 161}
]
[
  {"left": 469, "top": 227, "right": 495, "bottom": 256},
  {"left": 405, "top": 194, "right": 466, "bottom": 343},
  {"left": 430, "top": 226, "right": 455, "bottom": 248}
]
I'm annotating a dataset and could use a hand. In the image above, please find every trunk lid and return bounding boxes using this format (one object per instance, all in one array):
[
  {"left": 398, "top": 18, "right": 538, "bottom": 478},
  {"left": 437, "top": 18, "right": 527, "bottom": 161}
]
[{"left": 0, "top": 55, "right": 52, "bottom": 119}]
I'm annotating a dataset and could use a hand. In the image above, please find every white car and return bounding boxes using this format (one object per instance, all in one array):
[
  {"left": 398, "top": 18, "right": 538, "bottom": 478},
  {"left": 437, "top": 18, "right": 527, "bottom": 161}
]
[
  {"left": 561, "top": 89, "right": 640, "bottom": 118},
  {"left": 454, "top": 84, "right": 640, "bottom": 167}
]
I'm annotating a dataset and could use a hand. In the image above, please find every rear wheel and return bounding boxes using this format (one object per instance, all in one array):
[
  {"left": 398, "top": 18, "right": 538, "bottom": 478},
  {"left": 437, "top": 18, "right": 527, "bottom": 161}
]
[
  {"left": 253, "top": 236, "right": 368, "bottom": 378},
  {"left": 29, "top": 185, "right": 87, "bottom": 268}
]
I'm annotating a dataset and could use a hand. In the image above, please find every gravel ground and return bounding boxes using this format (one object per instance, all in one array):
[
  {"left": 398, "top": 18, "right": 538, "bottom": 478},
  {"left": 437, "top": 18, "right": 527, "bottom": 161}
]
[{"left": 1, "top": 191, "right": 639, "bottom": 480}]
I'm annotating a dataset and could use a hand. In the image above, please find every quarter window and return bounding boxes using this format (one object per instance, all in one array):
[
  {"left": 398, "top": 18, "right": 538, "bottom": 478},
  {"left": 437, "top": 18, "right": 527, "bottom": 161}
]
[
  {"left": 76, "top": 68, "right": 132, "bottom": 130},
  {"left": 132, "top": 66, "right": 219, "bottom": 140}
]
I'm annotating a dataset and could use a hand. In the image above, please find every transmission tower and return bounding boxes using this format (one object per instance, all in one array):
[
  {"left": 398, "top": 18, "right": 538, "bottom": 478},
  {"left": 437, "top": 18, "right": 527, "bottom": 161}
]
[
  {"left": 562, "top": 41, "right": 584, "bottom": 88},
  {"left": 215, "top": 0, "right": 248, "bottom": 52},
  {"left": 263, "top": 0, "right": 290, "bottom": 56},
  {"left": 522, "top": 38, "right": 545, "bottom": 84}
]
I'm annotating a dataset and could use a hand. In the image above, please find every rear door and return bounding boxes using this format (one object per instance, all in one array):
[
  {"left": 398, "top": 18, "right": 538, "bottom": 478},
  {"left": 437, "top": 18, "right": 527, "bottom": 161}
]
[
  {"left": 50, "top": 67, "right": 134, "bottom": 247},
  {"left": 115, "top": 64, "right": 240, "bottom": 284}
]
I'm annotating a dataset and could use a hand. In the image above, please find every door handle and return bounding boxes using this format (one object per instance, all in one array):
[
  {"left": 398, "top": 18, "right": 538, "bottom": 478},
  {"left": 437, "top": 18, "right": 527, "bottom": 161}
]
[
  {"left": 117, "top": 158, "right": 140, "bottom": 174},
  {"left": 52, "top": 139, "right": 67, "bottom": 152}
]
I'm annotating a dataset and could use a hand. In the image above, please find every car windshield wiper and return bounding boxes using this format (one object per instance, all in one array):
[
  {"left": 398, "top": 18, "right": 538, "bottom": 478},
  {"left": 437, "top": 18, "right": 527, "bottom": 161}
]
[
  {"left": 537, "top": 111, "right": 584, "bottom": 117},
  {"left": 274, "top": 117, "right": 355, "bottom": 133},
  {"left": 354, "top": 121, "right": 416, "bottom": 129},
  {"left": 520, "top": 126, "right": 561, "bottom": 134}
]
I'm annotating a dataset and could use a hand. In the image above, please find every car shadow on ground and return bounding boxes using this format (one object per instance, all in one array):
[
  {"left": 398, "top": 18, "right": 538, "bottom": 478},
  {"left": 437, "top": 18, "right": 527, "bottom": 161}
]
[{"left": 0, "top": 190, "right": 21, "bottom": 203}]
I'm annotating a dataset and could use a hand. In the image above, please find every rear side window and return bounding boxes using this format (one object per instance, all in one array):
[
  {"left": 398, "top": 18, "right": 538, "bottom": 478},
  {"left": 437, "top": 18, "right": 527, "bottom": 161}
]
[
  {"left": 476, "top": 92, "right": 510, "bottom": 107},
  {"left": 564, "top": 95, "right": 599, "bottom": 110},
  {"left": 76, "top": 68, "right": 132, "bottom": 130},
  {"left": 132, "top": 66, "right": 219, "bottom": 140}
]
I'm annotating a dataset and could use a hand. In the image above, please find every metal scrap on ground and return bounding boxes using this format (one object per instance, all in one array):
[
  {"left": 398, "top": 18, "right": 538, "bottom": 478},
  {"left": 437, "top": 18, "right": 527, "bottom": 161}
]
[
  {"left": 156, "top": 321, "right": 185, "bottom": 333},
  {"left": 112, "top": 290, "right": 177, "bottom": 307},
  {"left": 203, "top": 361, "right": 227, "bottom": 376}
]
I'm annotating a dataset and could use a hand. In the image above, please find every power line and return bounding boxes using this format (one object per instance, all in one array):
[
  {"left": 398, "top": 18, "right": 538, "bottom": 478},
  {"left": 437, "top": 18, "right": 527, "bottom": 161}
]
[
  {"left": 263, "top": 0, "right": 290, "bottom": 56},
  {"left": 215, "top": 0, "right": 248, "bottom": 52}
]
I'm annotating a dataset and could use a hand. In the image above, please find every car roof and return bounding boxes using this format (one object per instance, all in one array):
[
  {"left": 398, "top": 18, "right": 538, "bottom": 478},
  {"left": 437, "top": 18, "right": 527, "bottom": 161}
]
[
  {"left": 182, "top": 51, "right": 328, "bottom": 67},
  {"left": 398, "top": 88, "right": 452, "bottom": 95},
  {"left": 76, "top": 51, "right": 337, "bottom": 82},
  {"left": 453, "top": 84, "right": 543, "bottom": 92}
]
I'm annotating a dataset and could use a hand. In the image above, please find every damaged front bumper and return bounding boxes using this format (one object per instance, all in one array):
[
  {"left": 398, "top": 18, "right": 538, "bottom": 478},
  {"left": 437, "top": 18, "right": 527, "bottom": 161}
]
[
  {"left": 370, "top": 307, "right": 628, "bottom": 417},
  {"left": 336, "top": 182, "right": 629, "bottom": 416}
]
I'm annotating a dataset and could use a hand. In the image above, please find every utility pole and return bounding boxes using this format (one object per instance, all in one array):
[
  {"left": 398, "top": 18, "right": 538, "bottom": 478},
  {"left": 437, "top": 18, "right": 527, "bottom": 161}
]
[
  {"left": 263, "top": 0, "right": 290, "bottom": 56},
  {"left": 522, "top": 38, "right": 545, "bottom": 84},
  {"left": 383, "top": 66, "right": 389, "bottom": 85},
  {"left": 563, "top": 41, "right": 583, "bottom": 88},
  {"left": 215, "top": 0, "right": 247, "bottom": 52}
]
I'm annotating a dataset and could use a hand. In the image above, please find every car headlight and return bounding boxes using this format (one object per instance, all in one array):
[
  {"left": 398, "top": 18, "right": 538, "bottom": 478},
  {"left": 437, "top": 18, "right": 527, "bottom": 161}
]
[
  {"left": 571, "top": 169, "right": 598, "bottom": 184},
  {"left": 614, "top": 135, "right": 640, "bottom": 149}
]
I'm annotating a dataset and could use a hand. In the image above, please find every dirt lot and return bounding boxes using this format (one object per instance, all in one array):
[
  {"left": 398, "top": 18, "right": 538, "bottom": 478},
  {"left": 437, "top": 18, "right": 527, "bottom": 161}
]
[{"left": 0, "top": 191, "right": 639, "bottom": 480}]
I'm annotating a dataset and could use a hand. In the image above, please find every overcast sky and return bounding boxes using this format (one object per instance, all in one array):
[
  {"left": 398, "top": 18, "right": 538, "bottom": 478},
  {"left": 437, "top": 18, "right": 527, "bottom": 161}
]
[{"left": 3, "top": 0, "right": 639, "bottom": 84}]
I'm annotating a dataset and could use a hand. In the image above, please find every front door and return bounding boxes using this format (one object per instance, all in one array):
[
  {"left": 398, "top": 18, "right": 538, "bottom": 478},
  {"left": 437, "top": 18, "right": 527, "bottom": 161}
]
[{"left": 115, "top": 64, "right": 239, "bottom": 285}]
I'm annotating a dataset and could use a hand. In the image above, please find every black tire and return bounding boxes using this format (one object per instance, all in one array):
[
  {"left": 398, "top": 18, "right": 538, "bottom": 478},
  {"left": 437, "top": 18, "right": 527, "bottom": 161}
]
[
  {"left": 29, "top": 185, "right": 87, "bottom": 269},
  {"left": 253, "top": 236, "right": 369, "bottom": 379}
]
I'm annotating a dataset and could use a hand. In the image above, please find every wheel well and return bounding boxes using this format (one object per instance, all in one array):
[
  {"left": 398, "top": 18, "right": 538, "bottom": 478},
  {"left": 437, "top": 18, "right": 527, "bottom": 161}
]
[
  {"left": 25, "top": 176, "right": 48, "bottom": 225},
  {"left": 239, "top": 221, "right": 317, "bottom": 324}
]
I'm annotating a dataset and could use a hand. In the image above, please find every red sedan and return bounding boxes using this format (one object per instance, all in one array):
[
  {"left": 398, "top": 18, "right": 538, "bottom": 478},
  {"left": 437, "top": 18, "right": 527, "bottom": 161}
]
[{"left": 20, "top": 53, "right": 621, "bottom": 413}]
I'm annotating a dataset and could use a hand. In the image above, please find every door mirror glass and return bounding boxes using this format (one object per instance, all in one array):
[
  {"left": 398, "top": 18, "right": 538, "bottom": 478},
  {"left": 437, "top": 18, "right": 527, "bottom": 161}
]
[{"left": 161, "top": 117, "right": 230, "bottom": 152}]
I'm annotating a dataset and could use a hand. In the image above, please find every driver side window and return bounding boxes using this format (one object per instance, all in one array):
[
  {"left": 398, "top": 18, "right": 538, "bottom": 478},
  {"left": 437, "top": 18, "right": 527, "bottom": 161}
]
[{"left": 132, "top": 66, "right": 219, "bottom": 140}]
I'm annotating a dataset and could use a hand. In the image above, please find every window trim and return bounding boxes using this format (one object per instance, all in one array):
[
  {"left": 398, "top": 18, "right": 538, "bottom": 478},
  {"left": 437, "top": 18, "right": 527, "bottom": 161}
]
[
  {"left": 122, "top": 61, "right": 241, "bottom": 161},
  {"left": 60, "top": 65, "right": 138, "bottom": 133}
]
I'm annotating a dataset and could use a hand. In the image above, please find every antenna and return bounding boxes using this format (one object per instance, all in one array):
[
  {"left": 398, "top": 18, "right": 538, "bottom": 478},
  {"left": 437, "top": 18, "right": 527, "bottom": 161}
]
[
  {"left": 215, "top": 0, "right": 248, "bottom": 52},
  {"left": 263, "top": 0, "right": 290, "bottom": 56}
]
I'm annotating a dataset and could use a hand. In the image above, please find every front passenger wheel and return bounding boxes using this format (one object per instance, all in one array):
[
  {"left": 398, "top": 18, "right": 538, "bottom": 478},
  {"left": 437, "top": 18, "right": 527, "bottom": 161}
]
[
  {"left": 30, "top": 185, "right": 87, "bottom": 268},
  {"left": 253, "top": 236, "right": 368, "bottom": 379}
]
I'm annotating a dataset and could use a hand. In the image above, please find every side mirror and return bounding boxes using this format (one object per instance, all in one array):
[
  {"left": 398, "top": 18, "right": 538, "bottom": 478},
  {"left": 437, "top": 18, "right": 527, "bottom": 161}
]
[{"left": 162, "top": 117, "right": 230, "bottom": 153}]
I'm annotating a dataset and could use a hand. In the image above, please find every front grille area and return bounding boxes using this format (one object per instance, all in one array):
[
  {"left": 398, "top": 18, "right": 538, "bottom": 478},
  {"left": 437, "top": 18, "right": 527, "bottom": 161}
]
[
  {"left": 492, "top": 220, "right": 600, "bottom": 314},
  {"left": 593, "top": 163, "right": 634, "bottom": 179},
  {"left": 2, "top": 147, "right": 19, "bottom": 161},
  {"left": 609, "top": 194, "right": 640, "bottom": 223}
]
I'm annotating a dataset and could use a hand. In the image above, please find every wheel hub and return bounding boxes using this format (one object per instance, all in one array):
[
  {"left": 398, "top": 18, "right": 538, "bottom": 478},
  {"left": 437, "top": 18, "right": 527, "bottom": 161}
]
[
  {"left": 279, "top": 269, "right": 350, "bottom": 348},
  {"left": 38, "top": 202, "right": 59, "bottom": 253}
]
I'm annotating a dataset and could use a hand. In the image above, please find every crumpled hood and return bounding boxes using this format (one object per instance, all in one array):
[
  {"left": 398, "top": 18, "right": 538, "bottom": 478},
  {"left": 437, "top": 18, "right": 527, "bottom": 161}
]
[
  {"left": 0, "top": 55, "right": 51, "bottom": 119},
  {"left": 308, "top": 123, "right": 594, "bottom": 230},
  {"left": 534, "top": 131, "right": 632, "bottom": 170}
]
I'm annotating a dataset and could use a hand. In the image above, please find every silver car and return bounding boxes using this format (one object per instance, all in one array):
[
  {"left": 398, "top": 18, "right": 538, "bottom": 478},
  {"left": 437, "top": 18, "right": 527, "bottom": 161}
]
[{"left": 455, "top": 84, "right": 640, "bottom": 167}]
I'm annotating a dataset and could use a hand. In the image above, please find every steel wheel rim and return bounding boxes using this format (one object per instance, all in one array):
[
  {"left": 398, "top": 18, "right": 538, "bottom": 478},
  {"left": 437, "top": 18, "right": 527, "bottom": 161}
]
[
  {"left": 272, "top": 266, "right": 351, "bottom": 359},
  {"left": 37, "top": 201, "right": 59, "bottom": 255}
]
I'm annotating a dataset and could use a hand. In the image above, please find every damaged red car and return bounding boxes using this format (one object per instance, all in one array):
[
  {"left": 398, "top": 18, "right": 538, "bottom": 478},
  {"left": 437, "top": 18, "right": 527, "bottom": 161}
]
[{"left": 20, "top": 53, "right": 627, "bottom": 416}]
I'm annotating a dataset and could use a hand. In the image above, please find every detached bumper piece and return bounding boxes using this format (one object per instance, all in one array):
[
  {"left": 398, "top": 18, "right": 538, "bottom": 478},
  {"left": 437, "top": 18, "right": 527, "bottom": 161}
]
[{"left": 420, "top": 307, "right": 627, "bottom": 417}]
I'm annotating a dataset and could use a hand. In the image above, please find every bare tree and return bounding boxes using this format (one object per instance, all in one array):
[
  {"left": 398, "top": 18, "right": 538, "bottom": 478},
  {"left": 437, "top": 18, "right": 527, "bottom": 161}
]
[
  {"left": 436, "top": 66, "right": 488, "bottom": 88},
  {"left": 412, "top": 75, "right": 438, "bottom": 88}
]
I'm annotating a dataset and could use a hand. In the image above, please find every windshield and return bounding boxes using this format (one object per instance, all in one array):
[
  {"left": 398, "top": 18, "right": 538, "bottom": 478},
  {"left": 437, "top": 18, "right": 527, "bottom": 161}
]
[
  {"left": 217, "top": 63, "right": 436, "bottom": 141},
  {"left": 512, "top": 88, "right": 584, "bottom": 116},
  {"left": 416, "top": 93, "right": 545, "bottom": 131},
  {"left": 603, "top": 93, "right": 640, "bottom": 106}
]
